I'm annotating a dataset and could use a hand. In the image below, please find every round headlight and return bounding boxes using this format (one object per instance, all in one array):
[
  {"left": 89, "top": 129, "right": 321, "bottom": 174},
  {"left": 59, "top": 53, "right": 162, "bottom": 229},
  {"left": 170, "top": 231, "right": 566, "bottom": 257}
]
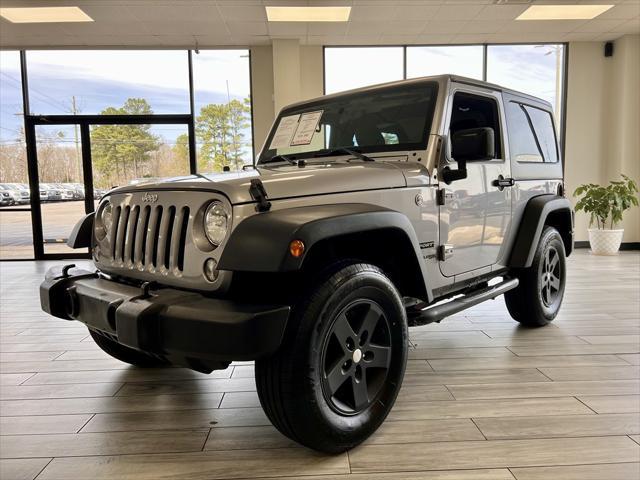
[
  {"left": 96, "top": 202, "right": 113, "bottom": 241},
  {"left": 204, "top": 201, "right": 229, "bottom": 246}
]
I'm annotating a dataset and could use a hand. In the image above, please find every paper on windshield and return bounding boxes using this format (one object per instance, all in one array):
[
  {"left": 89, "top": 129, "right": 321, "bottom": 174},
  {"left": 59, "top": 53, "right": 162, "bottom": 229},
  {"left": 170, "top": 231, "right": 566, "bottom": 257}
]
[
  {"left": 291, "top": 110, "right": 323, "bottom": 146},
  {"left": 269, "top": 114, "right": 300, "bottom": 150}
]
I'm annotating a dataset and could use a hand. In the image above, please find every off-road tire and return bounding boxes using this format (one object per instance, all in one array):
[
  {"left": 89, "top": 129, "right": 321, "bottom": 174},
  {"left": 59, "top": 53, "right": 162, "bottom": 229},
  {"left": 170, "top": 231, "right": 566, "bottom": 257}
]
[
  {"left": 255, "top": 263, "right": 408, "bottom": 453},
  {"left": 505, "top": 226, "right": 566, "bottom": 327},
  {"left": 89, "top": 329, "right": 169, "bottom": 367}
]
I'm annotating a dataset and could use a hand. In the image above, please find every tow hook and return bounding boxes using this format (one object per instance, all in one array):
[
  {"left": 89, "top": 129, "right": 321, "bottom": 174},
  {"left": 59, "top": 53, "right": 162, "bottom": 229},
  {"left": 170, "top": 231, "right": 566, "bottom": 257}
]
[{"left": 55, "top": 263, "right": 76, "bottom": 280}]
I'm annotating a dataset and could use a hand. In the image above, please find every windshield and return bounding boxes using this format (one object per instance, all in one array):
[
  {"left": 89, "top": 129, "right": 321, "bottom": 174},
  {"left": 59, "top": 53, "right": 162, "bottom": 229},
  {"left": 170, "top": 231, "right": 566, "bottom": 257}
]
[{"left": 259, "top": 81, "right": 438, "bottom": 164}]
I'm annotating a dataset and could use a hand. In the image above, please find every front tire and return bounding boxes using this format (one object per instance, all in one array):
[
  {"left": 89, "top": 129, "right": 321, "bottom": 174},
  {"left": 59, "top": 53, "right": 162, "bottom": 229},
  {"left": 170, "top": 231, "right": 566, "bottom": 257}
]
[
  {"left": 255, "top": 263, "right": 408, "bottom": 453},
  {"left": 89, "top": 329, "right": 169, "bottom": 367},
  {"left": 505, "top": 226, "right": 566, "bottom": 327}
]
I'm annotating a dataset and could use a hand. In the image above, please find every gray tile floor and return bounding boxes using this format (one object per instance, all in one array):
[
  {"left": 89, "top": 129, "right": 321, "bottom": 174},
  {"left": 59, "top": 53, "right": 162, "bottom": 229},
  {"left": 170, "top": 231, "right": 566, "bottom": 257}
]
[{"left": 1, "top": 251, "right": 639, "bottom": 479}]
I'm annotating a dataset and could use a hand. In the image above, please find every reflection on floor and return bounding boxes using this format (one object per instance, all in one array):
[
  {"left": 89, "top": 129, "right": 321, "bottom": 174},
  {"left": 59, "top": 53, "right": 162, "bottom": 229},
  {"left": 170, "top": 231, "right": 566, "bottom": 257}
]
[{"left": 0, "top": 251, "right": 639, "bottom": 479}]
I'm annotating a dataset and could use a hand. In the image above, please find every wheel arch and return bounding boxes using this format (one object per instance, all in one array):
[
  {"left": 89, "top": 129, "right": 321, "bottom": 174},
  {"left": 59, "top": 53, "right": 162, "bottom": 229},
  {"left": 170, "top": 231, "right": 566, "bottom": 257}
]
[
  {"left": 509, "top": 195, "right": 574, "bottom": 268},
  {"left": 219, "top": 203, "right": 433, "bottom": 302}
]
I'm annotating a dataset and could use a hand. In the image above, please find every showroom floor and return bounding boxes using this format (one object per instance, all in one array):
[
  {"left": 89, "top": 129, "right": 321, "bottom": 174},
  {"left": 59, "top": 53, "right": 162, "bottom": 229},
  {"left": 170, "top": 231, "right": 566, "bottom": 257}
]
[{"left": 0, "top": 251, "right": 639, "bottom": 480}]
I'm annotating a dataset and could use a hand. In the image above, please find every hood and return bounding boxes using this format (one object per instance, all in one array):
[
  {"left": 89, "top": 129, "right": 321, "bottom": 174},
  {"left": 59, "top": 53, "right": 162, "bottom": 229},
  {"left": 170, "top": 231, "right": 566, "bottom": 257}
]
[{"left": 107, "top": 160, "right": 408, "bottom": 205}]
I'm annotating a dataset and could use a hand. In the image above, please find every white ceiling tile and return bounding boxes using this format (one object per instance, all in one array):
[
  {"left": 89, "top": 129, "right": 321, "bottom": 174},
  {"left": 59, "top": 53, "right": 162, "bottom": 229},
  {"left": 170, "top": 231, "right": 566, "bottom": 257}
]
[
  {"left": 386, "top": 20, "right": 428, "bottom": 35},
  {"left": 218, "top": 5, "right": 266, "bottom": 21},
  {"left": 501, "top": 20, "right": 588, "bottom": 33},
  {"left": 350, "top": 5, "right": 399, "bottom": 21},
  {"left": 347, "top": 21, "right": 390, "bottom": 35},
  {"left": 307, "top": 22, "right": 348, "bottom": 35},
  {"left": 379, "top": 34, "right": 420, "bottom": 44},
  {"left": 474, "top": 4, "right": 528, "bottom": 21},
  {"left": 268, "top": 22, "right": 308, "bottom": 35},
  {"left": 226, "top": 21, "right": 268, "bottom": 36},
  {"left": 561, "top": 32, "right": 606, "bottom": 42},
  {"left": 572, "top": 18, "right": 629, "bottom": 32},
  {"left": 451, "top": 33, "right": 491, "bottom": 44},
  {"left": 462, "top": 20, "right": 508, "bottom": 34},
  {"left": 422, "top": 20, "right": 467, "bottom": 35},
  {"left": 597, "top": 4, "right": 640, "bottom": 20},
  {"left": 611, "top": 17, "right": 640, "bottom": 32},
  {"left": 340, "top": 34, "right": 384, "bottom": 45},
  {"left": 413, "top": 33, "right": 455, "bottom": 44},
  {"left": 433, "top": 4, "right": 485, "bottom": 21},
  {"left": 392, "top": 5, "right": 440, "bottom": 21}
]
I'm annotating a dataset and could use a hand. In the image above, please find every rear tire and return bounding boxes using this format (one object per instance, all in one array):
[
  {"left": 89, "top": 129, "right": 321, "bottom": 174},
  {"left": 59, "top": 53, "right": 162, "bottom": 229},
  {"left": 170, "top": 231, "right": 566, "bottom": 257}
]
[
  {"left": 89, "top": 329, "right": 168, "bottom": 367},
  {"left": 505, "top": 226, "right": 566, "bottom": 327},
  {"left": 255, "top": 263, "right": 408, "bottom": 453}
]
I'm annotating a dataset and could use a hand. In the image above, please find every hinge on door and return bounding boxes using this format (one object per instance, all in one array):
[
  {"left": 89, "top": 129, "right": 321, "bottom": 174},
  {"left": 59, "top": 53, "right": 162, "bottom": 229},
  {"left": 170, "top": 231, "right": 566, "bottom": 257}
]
[
  {"left": 438, "top": 244, "right": 454, "bottom": 261},
  {"left": 436, "top": 188, "right": 453, "bottom": 206}
]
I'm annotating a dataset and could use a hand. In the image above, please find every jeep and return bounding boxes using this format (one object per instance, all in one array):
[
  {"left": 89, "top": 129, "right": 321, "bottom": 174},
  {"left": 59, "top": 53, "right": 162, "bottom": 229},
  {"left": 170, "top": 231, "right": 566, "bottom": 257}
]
[{"left": 41, "top": 75, "right": 573, "bottom": 453}]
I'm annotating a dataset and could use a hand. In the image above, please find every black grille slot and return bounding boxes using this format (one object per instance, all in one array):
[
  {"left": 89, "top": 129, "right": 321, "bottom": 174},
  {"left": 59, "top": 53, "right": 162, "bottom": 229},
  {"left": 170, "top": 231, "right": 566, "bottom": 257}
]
[
  {"left": 151, "top": 207, "right": 163, "bottom": 268},
  {"left": 139, "top": 205, "right": 151, "bottom": 265},
  {"left": 109, "top": 206, "right": 121, "bottom": 259},
  {"left": 163, "top": 206, "right": 176, "bottom": 269},
  {"left": 177, "top": 207, "right": 189, "bottom": 271}
]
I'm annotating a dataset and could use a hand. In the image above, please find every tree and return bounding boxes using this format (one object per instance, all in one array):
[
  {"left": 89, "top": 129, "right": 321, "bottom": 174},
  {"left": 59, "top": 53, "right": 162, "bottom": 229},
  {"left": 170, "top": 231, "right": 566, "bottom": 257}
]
[
  {"left": 91, "top": 98, "right": 160, "bottom": 188},
  {"left": 195, "top": 96, "right": 251, "bottom": 172}
]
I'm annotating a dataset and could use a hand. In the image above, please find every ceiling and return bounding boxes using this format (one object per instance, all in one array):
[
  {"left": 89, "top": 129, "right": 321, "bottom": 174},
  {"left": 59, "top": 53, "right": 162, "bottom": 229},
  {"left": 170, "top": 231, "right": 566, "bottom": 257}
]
[{"left": 1, "top": 0, "right": 639, "bottom": 48}]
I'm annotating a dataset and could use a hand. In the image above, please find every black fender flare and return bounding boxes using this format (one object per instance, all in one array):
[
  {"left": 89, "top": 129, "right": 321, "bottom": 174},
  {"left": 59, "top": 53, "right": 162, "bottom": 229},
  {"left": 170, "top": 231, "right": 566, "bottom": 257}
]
[
  {"left": 509, "top": 195, "right": 574, "bottom": 268},
  {"left": 67, "top": 212, "right": 94, "bottom": 249},
  {"left": 219, "top": 203, "right": 433, "bottom": 301}
]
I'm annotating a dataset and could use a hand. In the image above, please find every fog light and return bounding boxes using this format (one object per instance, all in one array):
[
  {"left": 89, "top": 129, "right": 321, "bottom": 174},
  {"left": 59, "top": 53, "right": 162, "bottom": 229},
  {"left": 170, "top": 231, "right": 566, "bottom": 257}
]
[
  {"left": 204, "top": 258, "right": 219, "bottom": 282},
  {"left": 289, "top": 239, "right": 305, "bottom": 258}
]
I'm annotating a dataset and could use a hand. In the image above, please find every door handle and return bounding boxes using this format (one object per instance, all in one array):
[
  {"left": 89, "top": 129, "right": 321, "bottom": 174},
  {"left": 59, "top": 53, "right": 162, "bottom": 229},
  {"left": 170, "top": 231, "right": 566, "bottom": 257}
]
[{"left": 492, "top": 175, "right": 515, "bottom": 191}]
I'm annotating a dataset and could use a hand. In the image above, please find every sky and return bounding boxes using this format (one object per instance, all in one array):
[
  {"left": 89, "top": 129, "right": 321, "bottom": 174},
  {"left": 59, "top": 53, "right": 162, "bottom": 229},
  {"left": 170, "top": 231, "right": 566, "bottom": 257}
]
[
  {"left": 0, "top": 49, "right": 251, "bottom": 145},
  {"left": 1, "top": 44, "right": 562, "bottom": 147}
]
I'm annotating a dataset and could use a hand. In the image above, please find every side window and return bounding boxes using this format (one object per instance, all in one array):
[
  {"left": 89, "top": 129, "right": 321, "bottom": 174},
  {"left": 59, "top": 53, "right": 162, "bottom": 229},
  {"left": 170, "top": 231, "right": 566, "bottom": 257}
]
[
  {"left": 449, "top": 92, "right": 502, "bottom": 159},
  {"left": 523, "top": 106, "right": 559, "bottom": 163},
  {"left": 506, "top": 101, "right": 558, "bottom": 163}
]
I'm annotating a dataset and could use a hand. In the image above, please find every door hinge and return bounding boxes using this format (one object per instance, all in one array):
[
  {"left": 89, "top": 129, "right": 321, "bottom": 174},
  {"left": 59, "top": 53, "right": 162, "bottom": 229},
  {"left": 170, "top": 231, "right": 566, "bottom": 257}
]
[
  {"left": 438, "top": 244, "right": 454, "bottom": 261},
  {"left": 436, "top": 188, "right": 453, "bottom": 206}
]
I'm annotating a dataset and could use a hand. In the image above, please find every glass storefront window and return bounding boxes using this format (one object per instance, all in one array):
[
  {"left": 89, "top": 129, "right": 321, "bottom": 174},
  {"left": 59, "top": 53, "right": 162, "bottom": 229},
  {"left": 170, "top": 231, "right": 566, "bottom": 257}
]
[
  {"left": 324, "top": 47, "right": 404, "bottom": 94},
  {"left": 407, "top": 46, "right": 484, "bottom": 80}
]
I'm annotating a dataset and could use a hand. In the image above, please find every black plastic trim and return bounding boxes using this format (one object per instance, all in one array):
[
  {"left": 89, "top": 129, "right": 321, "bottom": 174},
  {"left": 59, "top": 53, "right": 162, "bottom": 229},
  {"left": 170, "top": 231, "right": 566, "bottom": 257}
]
[
  {"left": 509, "top": 195, "right": 573, "bottom": 268},
  {"left": 219, "top": 203, "right": 433, "bottom": 301},
  {"left": 40, "top": 267, "right": 290, "bottom": 362},
  {"left": 67, "top": 212, "right": 95, "bottom": 249}
]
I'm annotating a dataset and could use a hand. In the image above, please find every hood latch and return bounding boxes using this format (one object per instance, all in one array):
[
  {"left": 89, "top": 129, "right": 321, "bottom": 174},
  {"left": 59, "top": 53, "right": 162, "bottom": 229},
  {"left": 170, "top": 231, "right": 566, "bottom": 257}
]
[{"left": 249, "top": 179, "right": 272, "bottom": 212}]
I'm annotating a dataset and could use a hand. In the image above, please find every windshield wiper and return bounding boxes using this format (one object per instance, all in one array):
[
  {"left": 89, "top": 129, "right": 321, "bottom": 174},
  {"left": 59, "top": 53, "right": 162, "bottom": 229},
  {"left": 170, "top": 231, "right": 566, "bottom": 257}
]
[
  {"left": 261, "top": 154, "right": 297, "bottom": 165},
  {"left": 314, "top": 147, "right": 375, "bottom": 162}
]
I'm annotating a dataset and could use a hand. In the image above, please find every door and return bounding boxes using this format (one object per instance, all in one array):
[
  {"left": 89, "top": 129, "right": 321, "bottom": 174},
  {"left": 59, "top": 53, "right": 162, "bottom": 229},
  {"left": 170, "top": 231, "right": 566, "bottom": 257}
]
[
  {"left": 438, "top": 88, "right": 512, "bottom": 277},
  {"left": 34, "top": 124, "right": 91, "bottom": 255}
]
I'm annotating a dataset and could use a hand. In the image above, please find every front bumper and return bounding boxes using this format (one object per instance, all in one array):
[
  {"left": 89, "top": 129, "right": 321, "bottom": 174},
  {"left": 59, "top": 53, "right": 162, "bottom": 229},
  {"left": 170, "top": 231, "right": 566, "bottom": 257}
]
[{"left": 40, "top": 266, "right": 290, "bottom": 364}]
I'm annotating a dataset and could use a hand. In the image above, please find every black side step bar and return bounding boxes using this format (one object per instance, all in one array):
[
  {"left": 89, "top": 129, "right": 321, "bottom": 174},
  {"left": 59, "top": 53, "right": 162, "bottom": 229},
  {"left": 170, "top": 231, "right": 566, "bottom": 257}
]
[{"left": 407, "top": 278, "right": 519, "bottom": 327}]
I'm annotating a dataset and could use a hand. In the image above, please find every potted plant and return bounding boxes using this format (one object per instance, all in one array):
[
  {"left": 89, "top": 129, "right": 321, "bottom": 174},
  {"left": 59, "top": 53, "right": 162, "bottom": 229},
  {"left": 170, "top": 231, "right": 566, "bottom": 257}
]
[{"left": 573, "top": 174, "right": 638, "bottom": 255}]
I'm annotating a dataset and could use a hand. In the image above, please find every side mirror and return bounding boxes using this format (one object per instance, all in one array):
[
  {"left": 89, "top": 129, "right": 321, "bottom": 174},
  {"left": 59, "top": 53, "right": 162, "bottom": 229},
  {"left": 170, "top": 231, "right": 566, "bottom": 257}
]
[
  {"left": 442, "top": 127, "right": 495, "bottom": 184},
  {"left": 451, "top": 127, "right": 495, "bottom": 163}
]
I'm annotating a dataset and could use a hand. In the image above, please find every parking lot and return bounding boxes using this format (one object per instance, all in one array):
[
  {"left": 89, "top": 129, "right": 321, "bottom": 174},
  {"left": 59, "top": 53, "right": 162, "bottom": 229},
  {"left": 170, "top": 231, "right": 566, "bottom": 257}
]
[{"left": 0, "top": 201, "right": 90, "bottom": 259}]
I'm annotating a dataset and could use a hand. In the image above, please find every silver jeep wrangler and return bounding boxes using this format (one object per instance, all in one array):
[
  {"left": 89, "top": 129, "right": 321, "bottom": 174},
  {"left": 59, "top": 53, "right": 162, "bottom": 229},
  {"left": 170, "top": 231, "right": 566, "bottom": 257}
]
[{"left": 41, "top": 75, "right": 573, "bottom": 453}]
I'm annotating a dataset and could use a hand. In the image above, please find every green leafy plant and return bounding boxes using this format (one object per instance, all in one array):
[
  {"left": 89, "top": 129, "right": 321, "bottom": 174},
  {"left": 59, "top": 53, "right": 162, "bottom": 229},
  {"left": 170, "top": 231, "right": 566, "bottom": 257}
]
[{"left": 574, "top": 174, "right": 639, "bottom": 230}]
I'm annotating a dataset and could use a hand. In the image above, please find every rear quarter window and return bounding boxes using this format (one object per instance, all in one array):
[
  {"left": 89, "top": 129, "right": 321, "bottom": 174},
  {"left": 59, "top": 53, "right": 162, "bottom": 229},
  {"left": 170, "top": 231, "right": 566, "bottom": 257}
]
[{"left": 506, "top": 101, "right": 558, "bottom": 163}]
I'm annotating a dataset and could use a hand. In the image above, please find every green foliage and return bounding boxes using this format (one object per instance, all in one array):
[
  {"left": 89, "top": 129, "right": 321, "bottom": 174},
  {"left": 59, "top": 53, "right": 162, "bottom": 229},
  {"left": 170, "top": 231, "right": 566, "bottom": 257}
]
[
  {"left": 195, "top": 97, "right": 251, "bottom": 172},
  {"left": 573, "top": 174, "right": 639, "bottom": 230},
  {"left": 91, "top": 98, "right": 160, "bottom": 188}
]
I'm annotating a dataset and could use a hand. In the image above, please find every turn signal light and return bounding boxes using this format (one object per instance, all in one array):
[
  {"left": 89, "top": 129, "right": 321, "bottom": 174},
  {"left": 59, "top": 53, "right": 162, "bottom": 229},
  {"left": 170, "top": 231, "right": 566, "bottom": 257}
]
[{"left": 289, "top": 239, "right": 305, "bottom": 258}]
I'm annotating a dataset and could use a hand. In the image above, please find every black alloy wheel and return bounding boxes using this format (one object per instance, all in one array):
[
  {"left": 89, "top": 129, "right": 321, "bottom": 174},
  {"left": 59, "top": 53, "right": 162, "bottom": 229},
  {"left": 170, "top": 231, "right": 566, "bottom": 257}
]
[
  {"left": 321, "top": 299, "right": 392, "bottom": 415},
  {"left": 540, "top": 244, "right": 562, "bottom": 308}
]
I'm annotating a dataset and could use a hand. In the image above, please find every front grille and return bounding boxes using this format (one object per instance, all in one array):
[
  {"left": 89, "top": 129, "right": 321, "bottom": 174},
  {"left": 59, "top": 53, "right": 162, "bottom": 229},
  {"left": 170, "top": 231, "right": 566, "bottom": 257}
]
[{"left": 108, "top": 203, "right": 190, "bottom": 273}]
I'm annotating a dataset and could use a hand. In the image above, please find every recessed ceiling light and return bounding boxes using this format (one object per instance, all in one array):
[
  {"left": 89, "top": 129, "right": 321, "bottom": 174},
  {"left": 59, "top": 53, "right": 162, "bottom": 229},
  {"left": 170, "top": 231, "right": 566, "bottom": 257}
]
[
  {"left": 516, "top": 5, "right": 614, "bottom": 20},
  {"left": 266, "top": 6, "right": 351, "bottom": 22},
  {"left": 0, "top": 7, "right": 94, "bottom": 23}
]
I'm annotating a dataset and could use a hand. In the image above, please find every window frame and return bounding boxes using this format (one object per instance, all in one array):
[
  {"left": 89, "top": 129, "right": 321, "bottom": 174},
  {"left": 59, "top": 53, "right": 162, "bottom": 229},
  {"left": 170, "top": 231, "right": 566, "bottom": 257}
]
[
  {"left": 508, "top": 100, "right": 560, "bottom": 164},
  {"left": 443, "top": 87, "right": 507, "bottom": 165}
]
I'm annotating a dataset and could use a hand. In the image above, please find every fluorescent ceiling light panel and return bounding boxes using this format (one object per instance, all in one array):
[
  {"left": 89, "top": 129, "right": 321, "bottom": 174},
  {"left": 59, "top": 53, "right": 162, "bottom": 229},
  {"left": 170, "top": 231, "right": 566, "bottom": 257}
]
[
  {"left": 266, "top": 6, "right": 351, "bottom": 22},
  {"left": 517, "top": 5, "right": 614, "bottom": 20},
  {"left": 0, "top": 7, "right": 94, "bottom": 23}
]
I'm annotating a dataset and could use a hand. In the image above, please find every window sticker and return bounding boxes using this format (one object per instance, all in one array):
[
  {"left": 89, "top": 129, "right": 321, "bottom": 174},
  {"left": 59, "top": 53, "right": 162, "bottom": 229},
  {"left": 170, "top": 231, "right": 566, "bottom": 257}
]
[
  {"left": 291, "top": 110, "right": 324, "bottom": 146},
  {"left": 269, "top": 114, "right": 300, "bottom": 150}
]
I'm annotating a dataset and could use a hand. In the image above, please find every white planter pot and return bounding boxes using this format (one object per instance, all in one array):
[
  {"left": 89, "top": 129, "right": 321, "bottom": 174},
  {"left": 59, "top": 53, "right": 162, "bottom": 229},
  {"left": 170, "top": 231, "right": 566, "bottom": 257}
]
[{"left": 588, "top": 228, "right": 624, "bottom": 255}]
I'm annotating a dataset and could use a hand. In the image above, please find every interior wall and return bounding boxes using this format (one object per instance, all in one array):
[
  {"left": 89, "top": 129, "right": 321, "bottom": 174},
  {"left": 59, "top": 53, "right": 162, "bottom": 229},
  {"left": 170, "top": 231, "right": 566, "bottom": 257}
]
[
  {"left": 250, "top": 42, "right": 324, "bottom": 158},
  {"left": 565, "top": 34, "right": 640, "bottom": 243}
]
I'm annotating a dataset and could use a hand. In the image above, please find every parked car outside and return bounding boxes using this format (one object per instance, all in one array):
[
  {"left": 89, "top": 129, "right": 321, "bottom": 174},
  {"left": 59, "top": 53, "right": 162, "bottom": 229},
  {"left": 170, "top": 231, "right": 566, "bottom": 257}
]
[
  {"left": 6, "top": 183, "right": 31, "bottom": 204},
  {"left": 0, "top": 189, "right": 13, "bottom": 206},
  {"left": 42, "top": 75, "right": 573, "bottom": 453},
  {"left": 40, "top": 184, "right": 62, "bottom": 202},
  {"left": 0, "top": 184, "right": 22, "bottom": 205}
]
